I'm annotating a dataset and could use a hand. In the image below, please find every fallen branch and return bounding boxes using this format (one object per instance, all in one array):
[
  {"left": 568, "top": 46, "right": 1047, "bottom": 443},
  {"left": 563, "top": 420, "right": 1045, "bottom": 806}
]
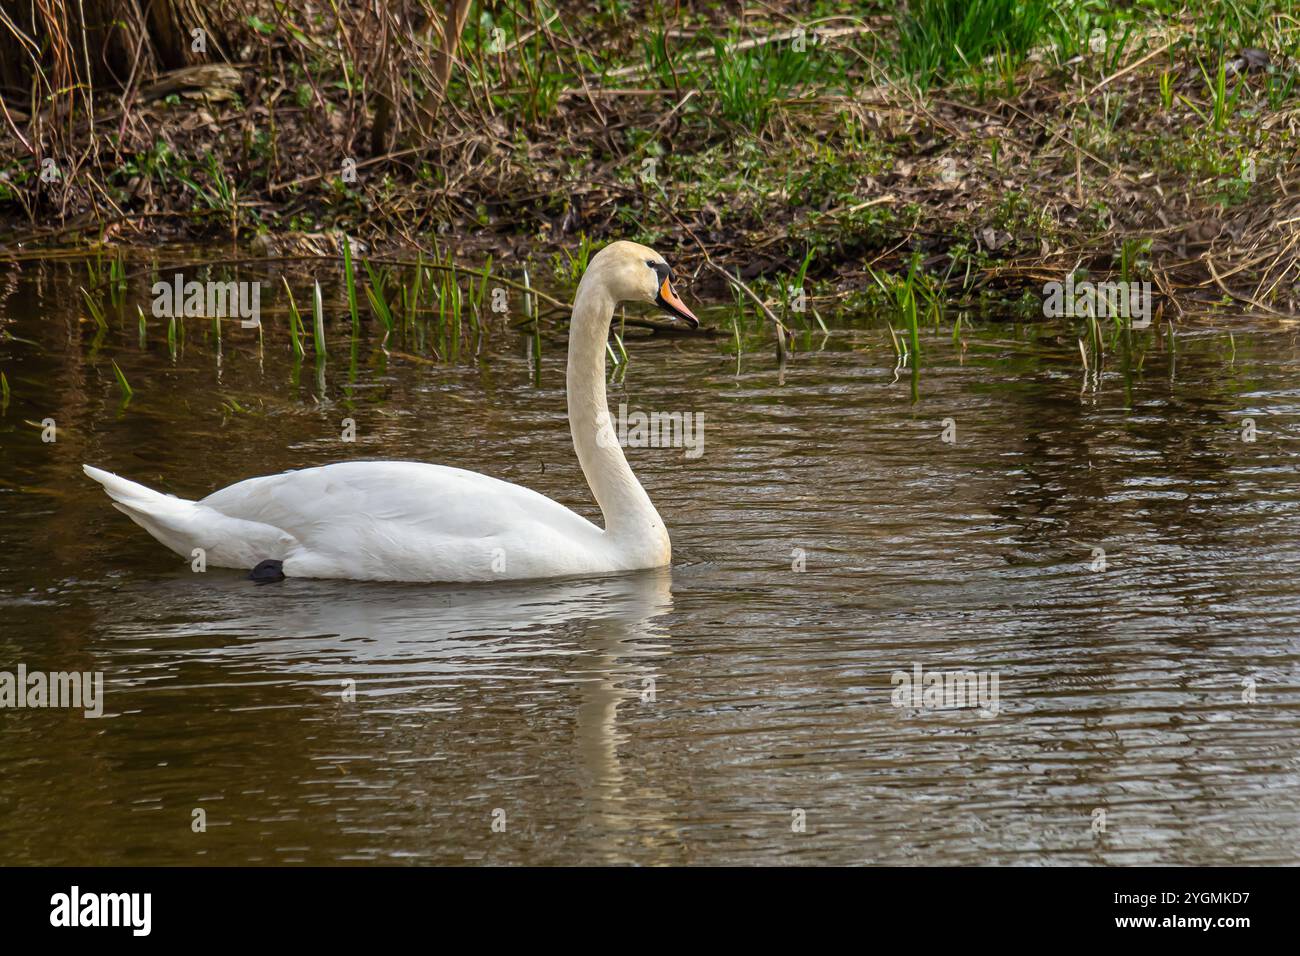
[{"left": 599, "top": 23, "right": 879, "bottom": 80}]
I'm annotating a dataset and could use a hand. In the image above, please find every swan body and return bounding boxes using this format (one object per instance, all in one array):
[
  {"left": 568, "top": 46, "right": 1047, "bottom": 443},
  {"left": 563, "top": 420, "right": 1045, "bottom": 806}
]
[
  {"left": 84, "top": 460, "right": 638, "bottom": 582},
  {"left": 84, "top": 240, "right": 699, "bottom": 583}
]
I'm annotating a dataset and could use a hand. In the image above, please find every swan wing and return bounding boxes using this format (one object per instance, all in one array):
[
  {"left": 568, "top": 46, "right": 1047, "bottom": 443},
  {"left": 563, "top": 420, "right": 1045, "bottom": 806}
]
[{"left": 198, "top": 460, "right": 604, "bottom": 580}]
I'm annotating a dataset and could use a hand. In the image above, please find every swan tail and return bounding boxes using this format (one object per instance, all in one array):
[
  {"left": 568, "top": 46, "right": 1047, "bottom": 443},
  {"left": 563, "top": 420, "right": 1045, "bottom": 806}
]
[
  {"left": 83, "top": 465, "right": 296, "bottom": 569},
  {"left": 81, "top": 463, "right": 153, "bottom": 503}
]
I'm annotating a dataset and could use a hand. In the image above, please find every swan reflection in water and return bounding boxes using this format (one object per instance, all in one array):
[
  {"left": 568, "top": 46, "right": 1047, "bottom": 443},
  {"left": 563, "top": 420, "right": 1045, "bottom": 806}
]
[{"left": 92, "top": 566, "right": 680, "bottom": 861}]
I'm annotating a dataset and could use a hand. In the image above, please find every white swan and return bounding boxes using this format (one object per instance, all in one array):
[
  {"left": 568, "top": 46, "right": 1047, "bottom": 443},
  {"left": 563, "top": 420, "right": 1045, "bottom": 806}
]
[{"left": 84, "top": 240, "right": 699, "bottom": 583}]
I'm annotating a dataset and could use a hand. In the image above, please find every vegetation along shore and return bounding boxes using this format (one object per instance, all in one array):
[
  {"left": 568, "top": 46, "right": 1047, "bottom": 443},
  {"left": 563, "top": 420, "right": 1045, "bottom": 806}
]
[{"left": 2, "top": 2, "right": 1299, "bottom": 325}]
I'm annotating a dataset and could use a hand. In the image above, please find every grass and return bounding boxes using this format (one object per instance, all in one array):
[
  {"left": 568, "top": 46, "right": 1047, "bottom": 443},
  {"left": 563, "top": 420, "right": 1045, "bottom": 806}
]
[
  {"left": 110, "top": 360, "right": 133, "bottom": 402},
  {"left": 867, "top": 254, "right": 937, "bottom": 367},
  {"left": 109, "top": 254, "right": 126, "bottom": 307},
  {"left": 81, "top": 287, "right": 107, "bottom": 330},
  {"left": 282, "top": 277, "right": 305, "bottom": 359},
  {"left": 224, "top": 253, "right": 534, "bottom": 373},
  {"left": 708, "top": 35, "right": 831, "bottom": 131},
  {"left": 362, "top": 259, "right": 395, "bottom": 336},
  {"left": 1190, "top": 55, "right": 1242, "bottom": 132},
  {"left": 343, "top": 241, "right": 360, "bottom": 331},
  {"left": 895, "top": 0, "right": 1054, "bottom": 88},
  {"left": 551, "top": 233, "right": 594, "bottom": 286}
]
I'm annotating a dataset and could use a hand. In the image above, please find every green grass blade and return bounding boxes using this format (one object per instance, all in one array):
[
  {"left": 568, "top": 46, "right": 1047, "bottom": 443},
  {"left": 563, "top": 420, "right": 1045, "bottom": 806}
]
[
  {"left": 81, "top": 287, "right": 107, "bottom": 330},
  {"left": 111, "top": 360, "right": 134, "bottom": 400},
  {"left": 282, "top": 277, "right": 305, "bottom": 359},
  {"left": 343, "top": 240, "right": 359, "bottom": 330},
  {"left": 362, "top": 260, "right": 394, "bottom": 332}
]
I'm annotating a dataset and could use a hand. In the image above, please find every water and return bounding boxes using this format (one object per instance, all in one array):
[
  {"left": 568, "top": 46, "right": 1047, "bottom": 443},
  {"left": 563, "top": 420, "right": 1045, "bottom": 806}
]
[{"left": 1, "top": 256, "right": 1298, "bottom": 865}]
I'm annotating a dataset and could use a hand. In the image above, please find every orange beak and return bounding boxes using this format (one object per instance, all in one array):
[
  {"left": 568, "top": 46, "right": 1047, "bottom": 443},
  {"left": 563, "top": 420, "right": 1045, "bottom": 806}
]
[{"left": 656, "top": 276, "right": 699, "bottom": 327}]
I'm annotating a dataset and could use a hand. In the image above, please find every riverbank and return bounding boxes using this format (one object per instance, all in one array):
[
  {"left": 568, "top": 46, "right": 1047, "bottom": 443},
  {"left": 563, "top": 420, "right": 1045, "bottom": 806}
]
[{"left": 2, "top": 2, "right": 1298, "bottom": 318}]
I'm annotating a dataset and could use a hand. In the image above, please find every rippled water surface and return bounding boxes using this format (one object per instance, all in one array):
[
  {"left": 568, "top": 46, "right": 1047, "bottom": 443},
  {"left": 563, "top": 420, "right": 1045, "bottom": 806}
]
[{"left": 1, "top": 256, "right": 1298, "bottom": 865}]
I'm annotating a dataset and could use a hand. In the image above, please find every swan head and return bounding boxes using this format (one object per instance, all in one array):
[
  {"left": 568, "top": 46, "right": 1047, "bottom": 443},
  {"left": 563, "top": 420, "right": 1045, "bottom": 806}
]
[{"left": 587, "top": 240, "right": 699, "bottom": 328}]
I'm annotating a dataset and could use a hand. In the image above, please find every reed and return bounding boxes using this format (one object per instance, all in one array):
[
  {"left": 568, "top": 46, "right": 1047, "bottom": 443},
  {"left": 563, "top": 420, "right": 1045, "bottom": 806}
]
[
  {"left": 406, "top": 253, "right": 424, "bottom": 332},
  {"left": 900, "top": 258, "right": 921, "bottom": 362},
  {"left": 362, "top": 259, "right": 395, "bottom": 335},
  {"left": 312, "top": 280, "right": 327, "bottom": 358},
  {"left": 886, "top": 321, "right": 905, "bottom": 363},
  {"left": 281, "top": 278, "right": 305, "bottom": 359},
  {"left": 81, "top": 288, "right": 107, "bottom": 331},
  {"left": 111, "top": 360, "right": 133, "bottom": 401},
  {"left": 343, "top": 241, "right": 360, "bottom": 331},
  {"left": 473, "top": 255, "right": 493, "bottom": 330},
  {"left": 614, "top": 309, "right": 629, "bottom": 367},
  {"left": 449, "top": 263, "right": 463, "bottom": 333},
  {"left": 523, "top": 265, "right": 541, "bottom": 384},
  {"left": 109, "top": 254, "right": 126, "bottom": 308},
  {"left": 867, "top": 258, "right": 924, "bottom": 365}
]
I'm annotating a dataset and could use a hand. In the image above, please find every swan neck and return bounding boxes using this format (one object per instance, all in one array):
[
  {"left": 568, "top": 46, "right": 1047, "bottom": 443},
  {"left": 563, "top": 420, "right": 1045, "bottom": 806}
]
[{"left": 567, "top": 277, "right": 665, "bottom": 543}]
